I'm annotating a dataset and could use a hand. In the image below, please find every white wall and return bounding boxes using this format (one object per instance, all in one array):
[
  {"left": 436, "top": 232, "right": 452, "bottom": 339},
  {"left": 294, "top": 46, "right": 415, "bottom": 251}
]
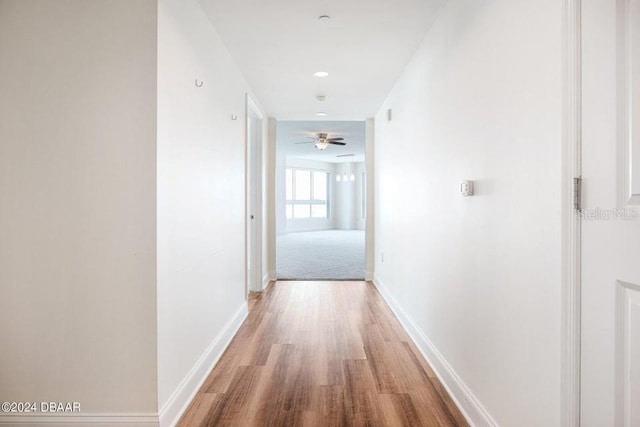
[
  {"left": 335, "top": 162, "right": 366, "bottom": 231},
  {"left": 364, "top": 118, "right": 376, "bottom": 280},
  {"left": 275, "top": 140, "right": 288, "bottom": 235},
  {"left": 266, "top": 118, "right": 277, "bottom": 280},
  {"left": 0, "top": 0, "right": 158, "bottom": 416},
  {"left": 374, "top": 0, "right": 562, "bottom": 426},
  {"left": 157, "top": 0, "right": 263, "bottom": 422},
  {"left": 355, "top": 161, "right": 367, "bottom": 231},
  {"left": 335, "top": 162, "right": 355, "bottom": 230}
]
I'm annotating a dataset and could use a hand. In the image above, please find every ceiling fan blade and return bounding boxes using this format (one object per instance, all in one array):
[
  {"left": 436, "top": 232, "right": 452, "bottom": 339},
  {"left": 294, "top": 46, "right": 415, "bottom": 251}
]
[
  {"left": 328, "top": 141, "right": 346, "bottom": 146},
  {"left": 327, "top": 137, "right": 344, "bottom": 141}
]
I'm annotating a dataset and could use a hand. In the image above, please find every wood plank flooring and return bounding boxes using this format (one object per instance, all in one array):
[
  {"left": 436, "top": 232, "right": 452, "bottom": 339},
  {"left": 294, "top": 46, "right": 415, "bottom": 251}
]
[{"left": 178, "top": 281, "right": 468, "bottom": 427}]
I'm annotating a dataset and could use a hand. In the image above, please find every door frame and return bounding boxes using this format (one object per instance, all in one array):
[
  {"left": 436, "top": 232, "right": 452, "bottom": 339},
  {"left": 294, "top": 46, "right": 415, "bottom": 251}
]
[
  {"left": 246, "top": 93, "right": 264, "bottom": 298},
  {"left": 365, "top": 118, "right": 375, "bottom": 280},
  {"left": 561, "top": 0, "right": 582, "bottom": 425}
]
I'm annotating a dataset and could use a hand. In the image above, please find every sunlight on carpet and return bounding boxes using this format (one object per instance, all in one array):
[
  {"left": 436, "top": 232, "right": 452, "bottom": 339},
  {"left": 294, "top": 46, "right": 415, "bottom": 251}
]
[{"left": 276, "top": 230, "right": 365, "bottom": 280}]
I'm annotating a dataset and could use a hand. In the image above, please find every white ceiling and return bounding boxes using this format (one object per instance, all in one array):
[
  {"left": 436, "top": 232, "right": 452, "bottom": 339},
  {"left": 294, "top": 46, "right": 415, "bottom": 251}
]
[
  {"left": 277, "top": 121, "right": 365, "bottom": 163},
  {"left": 198, "top": 0, "right": 445, "bottom": 120}
]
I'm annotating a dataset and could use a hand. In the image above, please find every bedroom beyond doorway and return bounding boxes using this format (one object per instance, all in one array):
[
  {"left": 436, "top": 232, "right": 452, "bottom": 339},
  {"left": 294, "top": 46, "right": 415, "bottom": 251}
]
[{"left": 275, "top": 121, "right": 367, "bottom": 280}]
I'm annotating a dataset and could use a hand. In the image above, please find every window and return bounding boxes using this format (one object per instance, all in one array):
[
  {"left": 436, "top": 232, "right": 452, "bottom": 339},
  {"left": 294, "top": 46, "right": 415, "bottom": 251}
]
[{"left": 286, "top": 168, "right": 329, "bottom": 219}]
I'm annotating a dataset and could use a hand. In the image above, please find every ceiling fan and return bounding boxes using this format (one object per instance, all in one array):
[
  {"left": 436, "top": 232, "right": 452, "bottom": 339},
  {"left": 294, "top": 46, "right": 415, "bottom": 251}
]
[{"left": 295, "top": 132, "right": 346, "bottom": 151}]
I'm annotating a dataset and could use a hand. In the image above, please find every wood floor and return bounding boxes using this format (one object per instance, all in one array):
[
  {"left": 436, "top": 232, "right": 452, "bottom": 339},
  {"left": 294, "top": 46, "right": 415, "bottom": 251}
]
[{"left": 178, "top": 281, "right": 468, "bottom": 427}]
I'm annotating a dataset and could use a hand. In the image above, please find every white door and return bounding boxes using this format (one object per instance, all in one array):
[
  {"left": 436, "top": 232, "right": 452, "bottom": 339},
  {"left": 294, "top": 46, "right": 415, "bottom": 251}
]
[
  {"left": 246, "top": 110, "right": 262, "bottom": 296},
  {"left": 581, "top": 0, "right": 640, "bottom": 425}
]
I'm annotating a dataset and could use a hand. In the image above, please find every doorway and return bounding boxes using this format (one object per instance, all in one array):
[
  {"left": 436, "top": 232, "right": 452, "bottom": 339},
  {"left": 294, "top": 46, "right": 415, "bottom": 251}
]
[
  {"left": 246, "top": 94, "right": 264, "bottom": 297},
  {"left": 274, "top": 120, "right": 370, "bottom": 280}
]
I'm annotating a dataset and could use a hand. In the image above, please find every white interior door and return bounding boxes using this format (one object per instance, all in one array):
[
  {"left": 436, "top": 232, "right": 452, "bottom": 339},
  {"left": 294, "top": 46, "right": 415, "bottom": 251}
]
[
  {"left": 246, "top": 109, "right": 262, "bottom": 296},
  {"left": 581, "top": 0, "right": 640, "bottom": 425}
]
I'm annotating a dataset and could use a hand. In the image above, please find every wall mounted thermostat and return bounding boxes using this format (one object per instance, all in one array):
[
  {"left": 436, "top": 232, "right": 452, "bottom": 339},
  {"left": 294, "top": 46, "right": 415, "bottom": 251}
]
[{"left": 460, "top": 180, "right": 474, "bottom": 197}]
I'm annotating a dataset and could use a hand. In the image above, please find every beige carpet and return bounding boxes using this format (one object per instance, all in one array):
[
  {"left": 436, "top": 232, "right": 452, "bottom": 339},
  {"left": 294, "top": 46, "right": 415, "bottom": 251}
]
[{"left": 276, "top": 230, "right": 365, "bottom": 280}]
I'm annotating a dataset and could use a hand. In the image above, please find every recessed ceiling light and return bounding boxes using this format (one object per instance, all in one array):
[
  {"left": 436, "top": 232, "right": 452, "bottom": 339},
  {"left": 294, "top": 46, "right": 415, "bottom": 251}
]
[
  {"left": 316, "top": 95, "right": 326, "bottom": 102},
  {"left": 318, "top": 15, "right": 331, "bottom": 21},
  {"left": 316, "top": 112, "right": 328, "bottom": 117},
  {"left": 313, "top": 71, "right": 329, "bottom": 78}
]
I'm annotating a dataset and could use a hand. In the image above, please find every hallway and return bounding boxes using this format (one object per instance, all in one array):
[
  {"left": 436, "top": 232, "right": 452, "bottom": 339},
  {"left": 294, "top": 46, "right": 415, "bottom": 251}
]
[
  {"left": 0, "top": 0, "right": 582, "bottom": 425},
  {"left": 178, "top": 281, "right": 467, "bottom": 426}
]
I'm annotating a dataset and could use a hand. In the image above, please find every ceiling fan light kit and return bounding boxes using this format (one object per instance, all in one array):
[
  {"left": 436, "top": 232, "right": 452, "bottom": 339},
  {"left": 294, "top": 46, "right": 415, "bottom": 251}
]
[
  {"left": 313, "top": 132, "right": 346, "bottom": 150},
  {"left": 315, "top": 140, "right": 330, "bottom": 150},
  {"left": 295, "top": 132, "right": 347, "bottom": 150},
  {"left": 315, "top": 132, "right": 330, "bottom": 150}
]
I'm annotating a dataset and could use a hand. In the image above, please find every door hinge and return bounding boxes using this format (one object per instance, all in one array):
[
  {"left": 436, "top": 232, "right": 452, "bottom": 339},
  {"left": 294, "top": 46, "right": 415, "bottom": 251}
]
[{"left": 573, "top": 177, "right": 582, "bottom": 212}]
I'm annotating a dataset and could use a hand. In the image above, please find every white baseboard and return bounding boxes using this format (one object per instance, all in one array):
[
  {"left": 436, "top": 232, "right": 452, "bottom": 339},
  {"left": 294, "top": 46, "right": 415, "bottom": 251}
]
[
  {"left": 158, "top": 302, "right": 249, "bottom": 427},
  {"left": 262, "top": 272, "right": 271, "bottom": 290},
  {"left": 0, "top": 414, "right": 158, "bottom": 426},
  {"left": 365, "top": 270, "right": 374, "bottom": 281},
  {"left": 372, "top": 275, "right": 498, "bottom": 427}
]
